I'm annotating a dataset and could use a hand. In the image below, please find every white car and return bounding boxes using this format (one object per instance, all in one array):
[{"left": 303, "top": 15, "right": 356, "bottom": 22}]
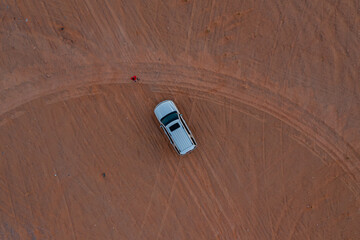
[{"left": 154, "top": 100, "right": 197, "bottom": 155}]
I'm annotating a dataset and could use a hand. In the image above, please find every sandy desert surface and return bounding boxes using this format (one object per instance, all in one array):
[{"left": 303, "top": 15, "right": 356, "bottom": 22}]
[{"left": 0, "top": 0, "right": 359, "bottom": 239}]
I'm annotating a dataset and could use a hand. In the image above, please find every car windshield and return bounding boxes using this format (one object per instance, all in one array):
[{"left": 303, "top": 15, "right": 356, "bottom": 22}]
[{"left": 161, "top": 111, "right": 178, "bottom": 125}]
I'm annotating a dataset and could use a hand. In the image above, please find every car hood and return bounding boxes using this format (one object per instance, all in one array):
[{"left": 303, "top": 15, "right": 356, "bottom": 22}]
[{"left": 154, "top": 100, "right": 179, "bottom": 121}]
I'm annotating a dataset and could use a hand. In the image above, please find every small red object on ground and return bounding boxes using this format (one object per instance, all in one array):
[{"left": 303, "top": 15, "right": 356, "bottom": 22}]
[{"left": 131, "top": 76, "right": 137, "bottom": 81}]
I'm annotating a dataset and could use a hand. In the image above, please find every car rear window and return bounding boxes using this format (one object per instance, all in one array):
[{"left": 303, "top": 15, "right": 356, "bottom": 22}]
[
  {"left": 161, "top": 111, "right": 178, "bottom": 125},
  {"left": 169, "top": 123, "right": 180, "bottom": 132}
]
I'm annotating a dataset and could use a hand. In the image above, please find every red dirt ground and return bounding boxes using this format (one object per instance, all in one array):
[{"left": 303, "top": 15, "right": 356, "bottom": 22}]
[{"left": 0, "top": 0, "right": 359, "bottom": 239}]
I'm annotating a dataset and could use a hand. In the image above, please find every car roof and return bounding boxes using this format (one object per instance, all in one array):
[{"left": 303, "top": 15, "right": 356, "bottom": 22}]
[{"left": 166, "top": 120, "right": 194, "bottom": 154}]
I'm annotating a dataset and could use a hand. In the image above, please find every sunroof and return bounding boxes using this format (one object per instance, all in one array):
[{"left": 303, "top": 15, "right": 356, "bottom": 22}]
[{"left": 169, "top": 123, "right": 180, "bottom": 132}]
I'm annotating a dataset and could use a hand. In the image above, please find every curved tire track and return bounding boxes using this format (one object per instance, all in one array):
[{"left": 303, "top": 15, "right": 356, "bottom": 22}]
[{"left": 0, "top": 62, "right": 359, "bottom": 198}]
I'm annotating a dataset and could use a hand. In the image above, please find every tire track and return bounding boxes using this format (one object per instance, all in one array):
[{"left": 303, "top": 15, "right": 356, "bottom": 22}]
[{"left": 0, "top": 62, "right": 359, "bottom": 198}]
